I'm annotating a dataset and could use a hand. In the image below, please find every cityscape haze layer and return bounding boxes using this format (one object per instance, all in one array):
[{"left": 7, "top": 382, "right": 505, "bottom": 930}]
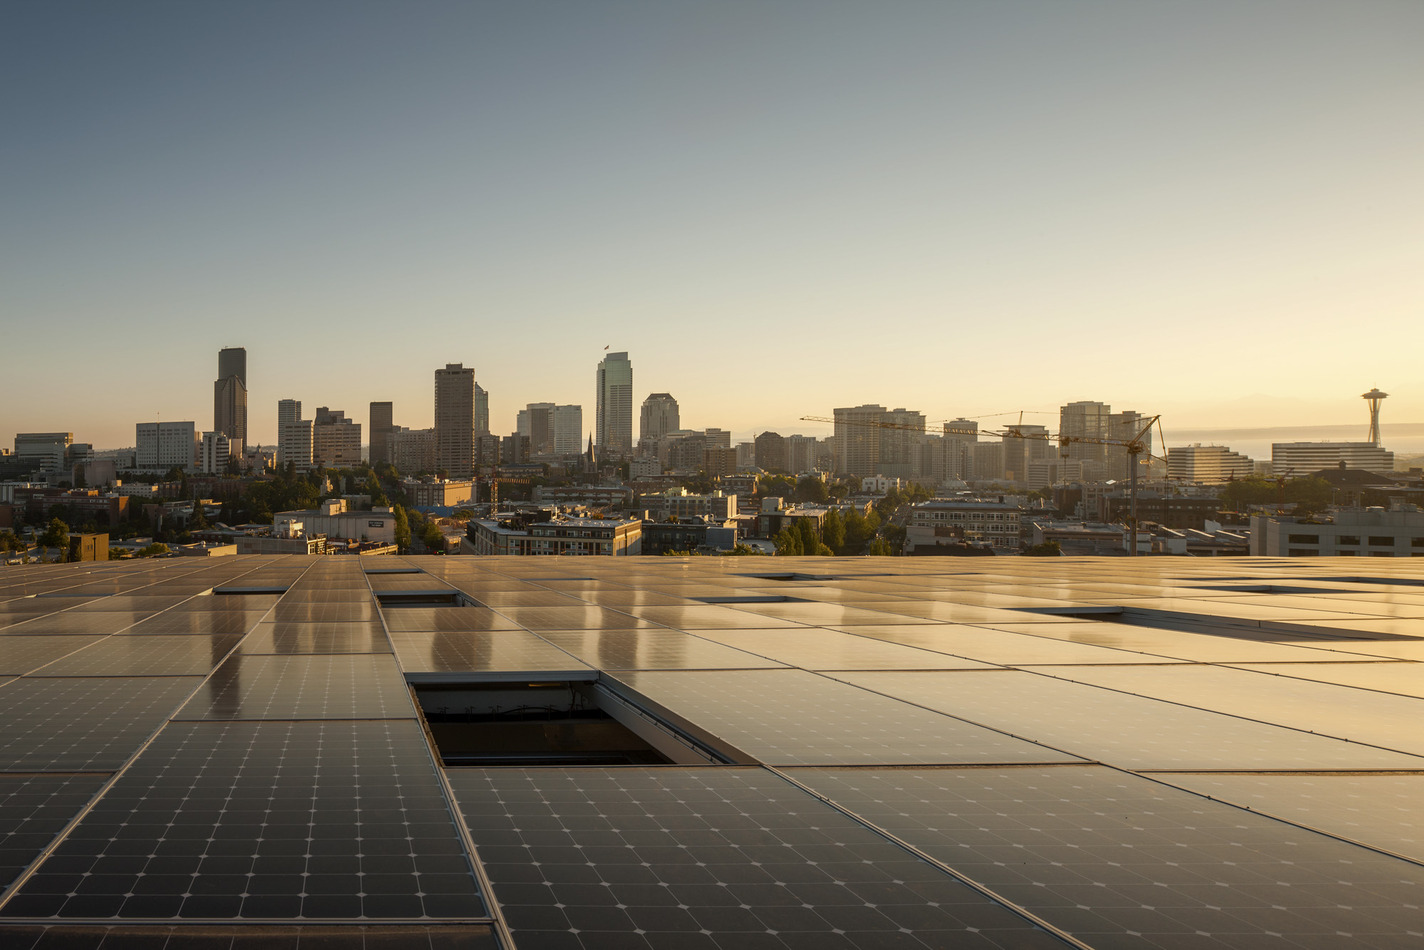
[{"left": 3, "top": 1, "right": 1421, "bottom": 449}]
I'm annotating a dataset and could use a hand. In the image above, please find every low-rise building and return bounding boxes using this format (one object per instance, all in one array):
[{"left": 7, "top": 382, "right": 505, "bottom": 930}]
[
  {"left": 273, "top": 499, "right": 397, "bottom": 544},
  {"left": 463, "top": 517, "right": 643, "bottom": 556},
  {"left": 1096, "top": 492, "right": 1221, "bottom": 531},
  {"left": 638, "top": 489, "right": 736, "bottom": 522},
  {"left": 402, "top": 478, "right": 475, "bottom": 508},
  {"left": 1271, "top": 442, "right": 1394, "bottom": 475},
  {"left": 905, "top": 499, "right": 1022, "bottom": 554},
  {"left": 1249, "top": 507, "right": 1424, "bottom": 556},
  {"left": 640, "top": 519, "right": 738, "bottom": 555},
  {"left": 1167, "top": 444, "right": 1255, "bottom": 483}
]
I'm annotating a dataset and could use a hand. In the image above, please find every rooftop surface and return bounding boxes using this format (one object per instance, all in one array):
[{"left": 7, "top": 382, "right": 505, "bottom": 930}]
[{"left": 0, "top": 555, "right": 1420, "bottom": 949}]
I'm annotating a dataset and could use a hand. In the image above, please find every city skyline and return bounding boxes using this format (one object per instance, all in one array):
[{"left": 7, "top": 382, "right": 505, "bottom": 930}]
[
  {"left": 3, "top": 2, "right": 1421, "bottom": 448},
  {"left": 3, "top": 339, "right": 1422, "bottom": 460}
]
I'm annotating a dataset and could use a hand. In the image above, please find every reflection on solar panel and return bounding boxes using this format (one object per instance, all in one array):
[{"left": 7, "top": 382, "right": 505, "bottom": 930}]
[{"left": 0, "top": 554, "right": 1418, "bottom": 948}]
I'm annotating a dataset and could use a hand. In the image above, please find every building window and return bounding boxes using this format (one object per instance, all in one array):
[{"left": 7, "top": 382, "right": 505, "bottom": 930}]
[
  {"left": 1368, "top": 536, "right": 1394, "bottom": 547},
  {"left": 1286, "top": 534, "right": 1318, "bottom": 544},
  {"left": 1337, "top": 536, "right": 1359, "bottom": 545},
  {"left": 1287, "top": 548, "right": 1319, "bottom": 556},
  {"left": 1413, "top": 538, "right": 1424, "bottom": 548}
]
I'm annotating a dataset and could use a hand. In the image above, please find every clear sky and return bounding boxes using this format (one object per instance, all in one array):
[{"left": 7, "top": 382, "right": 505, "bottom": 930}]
[{"left": 3, "top": 1, "right": 1420, "bottom": 451}]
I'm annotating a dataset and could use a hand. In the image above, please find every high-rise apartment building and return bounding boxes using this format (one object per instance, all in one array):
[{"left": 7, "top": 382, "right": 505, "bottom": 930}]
[
  {"left": 278, "top": 419, "right": 314, "bottom": 471},
  {"left": 391, "top": 426, "right": 437, "bottom": 475},
  {"left": 553, "top": 405, "right": 583, "bottom": 456},
  {"left": 639, "top": 393, "right": 679, "bottom": 448},
  {"left": 1108, "top": 410, "right": 1152, "bottom": 482},
  {"left": 213, "top": 347, "right": 247, "bottom": 459},
  {"left": 1059, "top": 401, "right": 1110, "bottom": 466},
  {"left": 754, "top": 432, "right": 786, "bottom": 472},
  {"left": 596, "top": 352, "right": 633, "bottom": 457},
  {"left": 880, "top": 408, "right": 925, "bottom": 479},
  {"left": 313, "top": 407, "right": 362, "bottom": 468},
  {"left": 277, "top": 399, "right": 301, "bottom": 428},
  {"left": 834, "top": 405, "right": 886, "bottom": 476},
  {"left": 369, "top": 401, "right": 394, "bottom": 467},
  {"left": 136, "top": 422, "right": 197, "bottom": 472},
  {"left": 784, "top": 435, "right": 818, "bottom": 475},
  {"left": 435, "top": 364, "right": 476, "bottom": 477},
  {"left": 1002, "top": 424, "right": 1051, "bottom": 483},
  {"left": 199, "top": 431, "right": 231, "bottom": 475}
]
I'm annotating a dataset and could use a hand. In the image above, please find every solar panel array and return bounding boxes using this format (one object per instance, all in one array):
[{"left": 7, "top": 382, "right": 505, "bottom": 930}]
[{"left": 0, "top": 554, "right": 1420, "bottom": 949}]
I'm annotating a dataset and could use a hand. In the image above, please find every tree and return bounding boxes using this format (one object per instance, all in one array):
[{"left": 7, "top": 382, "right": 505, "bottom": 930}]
[
  {"left": 866, "top": 537, "right": 894, "bottom": 556},
  {"left": 1024, "top": 540, "right": 1062, "bottom": 557},
  {"left": 392, "top": 506, "right": 411, "bottom": 554},
  {"left": 821, "top": 509, "right": 845, "bottom": 553},
  {"left": 1284, "top": 476, "right": 1333, "bottom": 515},
  {"left": 794, "top": 477, "right": 829, "bottom": 504},
  {"left": 40, "top": 517, "right": 70, "bottom": 563},
  {"left": 773, "top": 527, "right": 802, "bottom": 556}
]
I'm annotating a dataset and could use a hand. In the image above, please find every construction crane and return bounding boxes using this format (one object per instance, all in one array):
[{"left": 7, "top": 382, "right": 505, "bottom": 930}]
[
  {"left": 801, "top": 413, "right": 1167, "bottom": 556},
  {"left": 476, "top": 476, "right": 533, "bottom": 514}
]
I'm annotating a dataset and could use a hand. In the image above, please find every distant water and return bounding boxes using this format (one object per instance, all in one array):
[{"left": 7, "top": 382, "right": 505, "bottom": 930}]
[{"left": 1166, "top": 424, "right": 1424, "bottom": 465}]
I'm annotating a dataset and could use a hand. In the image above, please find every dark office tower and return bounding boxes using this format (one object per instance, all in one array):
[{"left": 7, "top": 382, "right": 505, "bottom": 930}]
[
  {"left": 435, "top": 363, "right": 475, "bottom": 477},
  {"left": 754, "top": 431, "right": 786, "bottom": 472},
  {"left": 369, "top": 402, "right": 395, "bottom": 466},
  {"left": 214, "top": 346, "right": 248, "bottom": 457},
  {"left": 596, "top": 351, "right": 633, "bottom": 457}
]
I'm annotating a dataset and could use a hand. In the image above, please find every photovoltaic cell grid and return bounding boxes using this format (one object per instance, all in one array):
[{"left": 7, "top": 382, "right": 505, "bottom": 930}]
[
  {"left": 1, "top": 923, "right": 499, "bottom": 949},
  {"left": 0, "top": 676, "right": 205, "bottom": 772},
  {"left": 789, "top": 766, "right": 1424, "bottom": 949},
  {"left": 0, "top": 774, "right": 109, "bottom": 897},
  {"left": 175, "top": 654, "right": 415, "bottom": 721},
  {"left": 612, "top": 669, "right": 1081, "bottom": 766},
  {"left": 831, "top": 670, "right": 1424, "bottom": 771},
  {"left": 447, "top": 767, "right": 1066, "bottom": 950},
  {"left": 1, "top": 721, "right": 486, "bottom": 922}
]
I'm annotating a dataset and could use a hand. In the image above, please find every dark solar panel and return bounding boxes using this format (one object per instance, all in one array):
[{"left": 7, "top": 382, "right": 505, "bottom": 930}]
[
  {"left": 174, "top": 655, "right": 415, "bottom": 721},
  {"left": 0, "top": 636, "right": 108, "bottom": 676},
  {"left": 0, "top": 774, "right": 109, "bottom": 897},
  {"left": 612, "top": 670, "right": 1081, "bottom": 766},
  {"left": 790, "top": 766, "right": 1424, "bottom": 947},
  {"left": 0, "top": 677, "right": 203, "bottom": 772},
  {"left": 3, "top": 721, "right": 486, "bottom": 921},
  {"left": 32, "top": 635, "right": 244, "bottom": 678},
  {"left": 239, "top": 622, "right": 392, "bottom": 655},
  {"left": 447, "top": 766, "right": 1066, "bottom": 949}
]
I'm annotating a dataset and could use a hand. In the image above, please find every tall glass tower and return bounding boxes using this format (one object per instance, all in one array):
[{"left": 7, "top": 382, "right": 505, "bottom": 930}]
[{"left": 595, "top": 351, "right": 633, "bottom": 457}]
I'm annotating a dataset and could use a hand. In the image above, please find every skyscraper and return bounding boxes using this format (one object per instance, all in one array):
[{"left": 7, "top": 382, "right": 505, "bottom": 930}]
[
  {"left": 277, "top": 399, "right": 301, "bottom": 427},
  {"left": 474, "top": 384, "right": 490, "bottom": 436},
  {"left": 435, "top": 364, "right": 475, "bottom": 477},
  {"left": 596, "top": 351, "right": 633, "bottom": 457},
  {"left": 369, "top": 401, "right": 394, "bottom": 467},
  {"left": 214, "top": 346, "right": 247, "bottom": 459},
  {"left": 833, "top": 404, "right": 887, "bottom": 476},
  {"left": 1059, "top": 400, "right": 1110, "bottom": 467},
  {"left": 639, "top": 393, "right": 679, "bottom": 448}
]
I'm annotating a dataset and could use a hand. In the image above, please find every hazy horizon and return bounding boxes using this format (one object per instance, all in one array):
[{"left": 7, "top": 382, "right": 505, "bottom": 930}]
[{"left": 3, "top": 2, "right": 1420, "bottom": 450}]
